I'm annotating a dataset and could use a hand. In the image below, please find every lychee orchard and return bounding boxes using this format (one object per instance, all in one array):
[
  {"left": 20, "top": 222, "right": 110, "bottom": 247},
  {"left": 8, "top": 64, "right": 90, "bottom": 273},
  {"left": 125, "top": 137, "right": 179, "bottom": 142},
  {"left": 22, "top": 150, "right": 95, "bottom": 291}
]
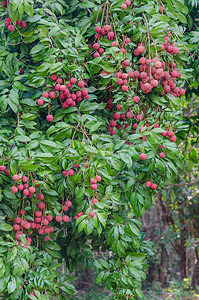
[{"left": 0, "top": 0, "right": 189, "bottom": 299}]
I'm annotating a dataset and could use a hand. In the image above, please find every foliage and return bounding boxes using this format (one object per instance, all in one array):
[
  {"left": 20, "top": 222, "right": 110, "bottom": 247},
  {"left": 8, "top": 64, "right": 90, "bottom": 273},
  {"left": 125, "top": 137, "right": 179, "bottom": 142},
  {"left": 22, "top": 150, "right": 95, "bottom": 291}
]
[{"left": 0, "top": 0, "right": 191, "bottom": 299}]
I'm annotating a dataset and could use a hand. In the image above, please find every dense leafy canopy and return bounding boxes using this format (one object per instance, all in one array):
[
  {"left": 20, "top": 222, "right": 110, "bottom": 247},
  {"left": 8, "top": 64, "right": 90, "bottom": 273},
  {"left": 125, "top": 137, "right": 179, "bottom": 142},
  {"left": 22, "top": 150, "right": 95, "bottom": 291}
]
[{"left": 0, "top": 0, "right": 192, "bottom": 299}]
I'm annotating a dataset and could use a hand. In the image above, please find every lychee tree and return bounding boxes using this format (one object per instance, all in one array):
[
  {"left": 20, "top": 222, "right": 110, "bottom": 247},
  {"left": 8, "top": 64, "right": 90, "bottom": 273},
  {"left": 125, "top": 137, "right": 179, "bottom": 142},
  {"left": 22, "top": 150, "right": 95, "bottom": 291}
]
[{"left": 0, "top": 0, "right": 191, "bottom": 299}]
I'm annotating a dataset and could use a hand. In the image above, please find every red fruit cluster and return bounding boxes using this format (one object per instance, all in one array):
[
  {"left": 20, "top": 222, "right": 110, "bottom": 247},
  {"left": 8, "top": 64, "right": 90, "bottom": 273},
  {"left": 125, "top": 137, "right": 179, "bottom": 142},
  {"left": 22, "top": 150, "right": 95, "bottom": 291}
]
[
  {"left": 107, "top": 98, "right": 144, "bottom": 136},
  {"left": 13, "top": 201, "right": 54, "bottom": 245},
  {"left": 121, "top": 0, "right": 131, "bottom": 10},
  {"left": 10, "top": 173, "right": 39, "bottom": 197},
  {"left": 55, "top": 200, "right": 72, "bottom": 223},
  {"left": 90, "top": 175, "right": 101, "bottom": 190},
  {"left": 134, "top": 43, "right": 145, "bottom": 56},
  {"left": 62, "top": 168, "right": 75, "bottom": 177},
  {"left": 160, "top": 32, "right": 180, "bottom": 55},
  {"left": 138, "top": 57, "right": 184, "bottom": 96},
  {"left": 4, "top": 17, "right": 26, "bottom": 32},
  {"left": 37, "top": 75, "right": 89, "bottom": 121},
  {"left": 145, "top": 181, "right": 157, "bottom": 190},
  {"left": 161, "top": 127, "right": 177, "bottom": 142},
  {"left": 74, "top": 211, "right": 84, "bottom": 220},
  {"left": 92, "top": 24, "right": 115, "bottom": 57}
]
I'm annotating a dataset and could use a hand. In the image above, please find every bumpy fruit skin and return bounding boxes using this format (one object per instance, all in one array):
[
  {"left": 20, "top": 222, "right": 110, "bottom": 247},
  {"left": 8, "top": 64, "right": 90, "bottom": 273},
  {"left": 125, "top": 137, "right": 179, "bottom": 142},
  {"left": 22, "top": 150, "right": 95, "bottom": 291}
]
[
  {"left": 38, "top": 202, "right": 45, "bottom": 210},
  {"left": 4, "top": 21, "right": 10, "bottom": 27},
  {"left": 47, "top": 215, "right": 53, "bottom": 222},
  {"left": 70, "top": 77, "right": 76, "bottom": 84},
  {"left": 42, "top": 91, "right": 49, "bottom": 98},
  {"left": 140, "top": 153, "right": 147, "bottom": 160},
  {"left": 0, "top": 165, "right": 6, "bottom": 172},
  {"left": 56, "top": 215, "right": 62, "bottom": 222},
  {"left": 121, "top": 3, "right": 127, "bottom": 10},
  {"left": 8, "top": 25, "right": 14, "bottom": 32},
  {"left": 84, "top": 161, "right": 89, "bottom": 167},
  {"left": 62, "top": 170, "right": 68, "bottom": 177},
  {"left": 17, "top": 184, "right": 23, "bottom": 191},
  {"left": 35, "top": 211, "right": 42, "bottom": 217},
  {"left": 77, "top": 81, "right": 85, "bottom": 88},
  {"left": 65, "top": 200, "right": 72, "bottom": 207},
  {"left": 20, "top": 21, "right": 27, "bottom": 28},
  {"left": 29, "top": 186, "right": 35, "bottom": 193},
  {"left": 95, "top": 26, "right": 101, "bottom": 33},
  {"left": 51, "top": 74, "right": 57, "bottom": 81},
  {"left": 23, "top": 189, "right": 29, "bottom": 196},
  {"left": 146, "top": 181, "right": 152, "bottom": 187},
  {"left": 49, "top": 91, "right": 56, "bottom": 99},
  {"left": 43, "top": 219, "right": 49, "bottom": 226},
  {"left": 63, "top": 215, "right": 69, "bottom": 222},
  {"left": 159, "top": 6, "right": 164, "bottom": 13},
  {"left": 179, "top": 88, "right": 185, "bottom": 95},
  {"left": 90, "top": 211, "right": 95, "bottom": 218},
  {"left": 170, "top": 135, "right": 176, "bottom": 142},
  {"left": 11, "top": 186, "right": 18, "bottom": 193},
  {"left": 137, "top": 45, "right": 145, "bottom": 53},
  {"left": 44, "top": 236, "right": 49, "bottom": 242},
  {"left": 151, "top": 183, "right": 157, "bottom": 190},
  {"left": 125, "top": 0, "right": 131, "bottom": 6},
  {"left": 68, "top": 169, "right": 74, "bottom": 176},
  {"left": 90, "top": 183, "right": 98, "bottom": 190},
  {"left": 96, "top": 175, "right": 101, "bottom": 182},
  {"left": 159, "top": 152, "right": 165, "bottom": 158},
  {"left": 136, "top": 114, "right": 143, "bottom": 121},
  {"left": 133, "top": 96, "right": 140, "bottom": 104},
  {"left": 38, "top": 193, "right": 44, "bottom": 200},
  {"left": 22, "top": 175, "right": 28, "bottom": 182},
  {"left": 90, "top": 178, "right": 97, "bottom": 184},
  {"left": 46, "top": 115, "right": 53, "bottom": 122},
  {"left": 37, "top": 98, "right": 44, "bottom": 106}
]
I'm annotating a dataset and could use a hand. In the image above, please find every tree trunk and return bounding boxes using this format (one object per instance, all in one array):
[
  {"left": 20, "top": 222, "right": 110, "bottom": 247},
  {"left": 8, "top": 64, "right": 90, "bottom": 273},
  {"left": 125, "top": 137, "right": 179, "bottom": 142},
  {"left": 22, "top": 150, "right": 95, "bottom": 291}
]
[
  {"left": 158, "top": 244, "right": 169, "bottom": 287},
  {"left": 192, "top": 249, "right": 199, "bottom": 288},
  {"left": 157, "top": 193, "right": 188, "bottom": 280}
]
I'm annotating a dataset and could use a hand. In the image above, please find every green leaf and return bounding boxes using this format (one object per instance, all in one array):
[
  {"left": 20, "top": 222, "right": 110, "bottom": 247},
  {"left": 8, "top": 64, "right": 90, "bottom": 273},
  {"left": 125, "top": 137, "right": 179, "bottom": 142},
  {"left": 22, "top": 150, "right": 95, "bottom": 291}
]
[
  {"left": 117, "top": 240, "right": 125, "bottom": 257},
  {"left": 95, "top": 271, "right": 104, "bottom": 284},
  {"left": 0, "top": 223, "right": 13, "bottom": 231},
  {"left": 13, "top": 81, "right": 27, "bottom": 91},
  {"left": 120, "top": 152, "right": 132, "bottom": 167},
  {"left": 80, "top": 1, "right": 95, "bottom": 8},
  {"left": 153, "top": 14, "right": 170, "bottom": 22},
  {"left": 7, "top": 278, "right": 16, "bottom": 294},
  {"left": 7, "top": 247, "right": 17, "bottom": 262}
]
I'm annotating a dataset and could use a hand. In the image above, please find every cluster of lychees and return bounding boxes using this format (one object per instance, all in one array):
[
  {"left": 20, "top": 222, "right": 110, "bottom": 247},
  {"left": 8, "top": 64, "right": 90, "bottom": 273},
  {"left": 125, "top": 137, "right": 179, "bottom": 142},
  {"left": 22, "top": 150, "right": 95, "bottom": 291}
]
[
  {"left": 0, "top": 166, "right": 74, "bottom": 245},
  {"left": 13, "top": 200, "right": 54, "bottom": 247},
  {"left": 106, "top": 98, "right": 143, "bottom": 136},
  {"left": 121, "top": 0, "right": 131, "bottom": 10},
  {"left": 37, "top": 75, "right": 89, "bottom": 122},
  {"left": 62, "top": 162, "right": 101, "bottom": 219},
  {"left": 4, "top": 17, "right": 26, "bottom": 32}
]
